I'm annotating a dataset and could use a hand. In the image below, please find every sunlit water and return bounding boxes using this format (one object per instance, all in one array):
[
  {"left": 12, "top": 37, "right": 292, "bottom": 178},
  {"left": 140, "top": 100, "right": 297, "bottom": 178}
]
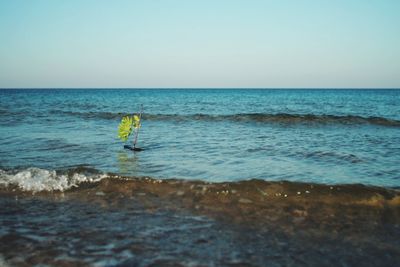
[{"left": 1, "top": 89, "right": 399, "bottom": 188}]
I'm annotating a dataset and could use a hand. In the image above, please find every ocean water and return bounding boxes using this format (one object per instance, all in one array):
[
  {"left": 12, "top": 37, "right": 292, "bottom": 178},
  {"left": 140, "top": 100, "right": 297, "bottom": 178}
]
[
  {"left": 1, "top": 89, "right": 400, "bottom": 266},
  {"left": 1, "top": 89, "right": 399, "bottom": 190}
]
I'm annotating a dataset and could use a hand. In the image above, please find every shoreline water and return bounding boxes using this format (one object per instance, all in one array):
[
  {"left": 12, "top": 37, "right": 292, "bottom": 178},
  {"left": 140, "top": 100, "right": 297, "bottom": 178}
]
[
  {"left": 1, "top": 166, "right": 400, "bottom": 192},
  {"left": 1, "top": 174, "right": 400, "bottom": 266}
]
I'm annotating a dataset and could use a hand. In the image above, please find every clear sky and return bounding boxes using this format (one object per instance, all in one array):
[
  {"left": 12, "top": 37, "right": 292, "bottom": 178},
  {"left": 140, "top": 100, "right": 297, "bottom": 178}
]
[{"left": 0, "top": 0, "right": 399, "bottom": 88}]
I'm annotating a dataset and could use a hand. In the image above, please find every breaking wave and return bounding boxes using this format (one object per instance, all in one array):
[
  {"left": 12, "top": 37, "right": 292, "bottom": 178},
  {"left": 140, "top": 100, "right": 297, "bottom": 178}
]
[
  {"left": 1, "top": 166, "right": 400, "bottom": 196},
  {"left": 49, "top": 110, "right": 400, "bottom": 127},
  {"left": 0, "top": 167, "right": 108, "bottom": 193}
]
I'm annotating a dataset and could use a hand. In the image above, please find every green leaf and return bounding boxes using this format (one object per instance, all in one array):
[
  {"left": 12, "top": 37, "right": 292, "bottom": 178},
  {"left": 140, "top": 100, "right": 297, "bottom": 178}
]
[
  {"left": 133, "top": 115, "right": 141, "bottom": 129},
  {"left": 118, "top": 116, "right": 133, "bottom": 142}
]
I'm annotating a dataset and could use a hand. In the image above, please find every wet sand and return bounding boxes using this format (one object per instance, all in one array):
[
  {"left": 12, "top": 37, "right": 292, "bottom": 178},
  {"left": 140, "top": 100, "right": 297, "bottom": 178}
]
[{"left": 1, "top": 176, "right": 400, "bottom": 266}]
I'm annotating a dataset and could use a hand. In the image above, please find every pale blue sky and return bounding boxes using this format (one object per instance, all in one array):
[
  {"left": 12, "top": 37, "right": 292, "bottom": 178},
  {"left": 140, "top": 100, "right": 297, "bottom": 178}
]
[{"left": 0, "top": 0, "right": 399, "bottom": 88}]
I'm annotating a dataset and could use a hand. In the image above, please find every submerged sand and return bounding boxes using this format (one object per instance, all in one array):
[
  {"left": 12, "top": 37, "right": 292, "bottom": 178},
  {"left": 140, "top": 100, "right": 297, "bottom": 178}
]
[{"left": 1, "top": 177, "right": 400, "bottom": 266}]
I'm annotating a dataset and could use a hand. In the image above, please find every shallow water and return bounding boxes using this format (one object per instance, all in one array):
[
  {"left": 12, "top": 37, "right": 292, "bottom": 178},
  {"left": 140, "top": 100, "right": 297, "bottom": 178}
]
[
  {"left": 1, "top": 89, "right": 399, "bottom": 187},
  {"left": 1, "top": 176, "right": 399, "bottom": 266}
]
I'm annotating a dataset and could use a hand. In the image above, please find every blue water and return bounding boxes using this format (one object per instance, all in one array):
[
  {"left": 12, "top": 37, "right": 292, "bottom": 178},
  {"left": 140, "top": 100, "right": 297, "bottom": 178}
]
[{"left": 1, "top": 89, "right": 399, "bottom": 187}]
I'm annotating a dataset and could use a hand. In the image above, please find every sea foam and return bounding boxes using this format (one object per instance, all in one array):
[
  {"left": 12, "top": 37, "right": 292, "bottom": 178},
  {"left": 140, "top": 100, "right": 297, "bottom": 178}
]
[{"left": 0, "top": 167, "right": 107, "bottom": 192}]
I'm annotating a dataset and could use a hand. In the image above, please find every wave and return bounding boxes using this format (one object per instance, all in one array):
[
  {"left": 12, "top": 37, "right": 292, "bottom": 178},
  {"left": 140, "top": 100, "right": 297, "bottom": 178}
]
[
  {"left": 1, "top": 167, "right": 399, "bottom": 199},
  {"left": 0, "top": 167, "right": 108, "bottom": 193},
  {"left": 48, "top": 110, "right": 400, "bottom": 127}
]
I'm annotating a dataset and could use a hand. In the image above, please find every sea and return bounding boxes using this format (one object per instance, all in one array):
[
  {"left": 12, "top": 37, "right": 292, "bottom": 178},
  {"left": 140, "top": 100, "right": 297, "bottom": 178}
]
[
  {"left": 1, "top": 89, "right": 400, "bottom": 266},
  {"left": 0, "top": 89, "right": 399, "bottom": 190}
]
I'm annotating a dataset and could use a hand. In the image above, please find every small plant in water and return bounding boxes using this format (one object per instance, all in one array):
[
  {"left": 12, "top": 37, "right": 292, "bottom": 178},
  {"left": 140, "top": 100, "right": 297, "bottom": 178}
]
[{"left": 118, "top": 105, "right": 143, "bottom": 151}]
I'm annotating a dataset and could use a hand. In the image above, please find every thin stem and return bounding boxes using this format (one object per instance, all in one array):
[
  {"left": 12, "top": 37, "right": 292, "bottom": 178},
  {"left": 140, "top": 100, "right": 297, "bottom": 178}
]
[{"left": 133, "top": 104, "right": 143, "bottom": 148}]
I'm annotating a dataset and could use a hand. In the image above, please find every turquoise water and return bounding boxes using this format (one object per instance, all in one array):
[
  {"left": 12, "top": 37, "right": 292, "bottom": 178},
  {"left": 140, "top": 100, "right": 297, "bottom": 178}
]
[{"left": 1, "top": 89, "right": 399, "bottom": 187}]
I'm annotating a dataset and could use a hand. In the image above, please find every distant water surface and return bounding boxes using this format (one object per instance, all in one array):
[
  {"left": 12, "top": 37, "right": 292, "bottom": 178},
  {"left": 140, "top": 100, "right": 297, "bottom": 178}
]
[{"left": 0, "top": 89, "right": 399, "bottom": 188}]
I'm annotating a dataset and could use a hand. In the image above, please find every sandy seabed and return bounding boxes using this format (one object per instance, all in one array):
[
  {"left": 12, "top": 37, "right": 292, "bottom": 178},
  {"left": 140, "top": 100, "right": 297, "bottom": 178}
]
[{"left": 1, "top": 176, "right": 400, "bottom": 267}]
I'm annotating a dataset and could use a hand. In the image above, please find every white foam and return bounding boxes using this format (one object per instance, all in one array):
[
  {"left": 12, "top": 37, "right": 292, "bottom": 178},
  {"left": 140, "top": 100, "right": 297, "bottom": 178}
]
[
  {"left": 0, "top": 167, "right": 107, "bottom": 192},
  {"left": 0, "top": 255, "right": 10, "bottom": 267}
]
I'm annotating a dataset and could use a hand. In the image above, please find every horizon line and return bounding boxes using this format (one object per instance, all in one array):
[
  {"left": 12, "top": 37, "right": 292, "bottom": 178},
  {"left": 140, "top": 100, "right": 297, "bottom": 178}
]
[{"left": 1, "top": 87, "right": 400, "bottom": 90}]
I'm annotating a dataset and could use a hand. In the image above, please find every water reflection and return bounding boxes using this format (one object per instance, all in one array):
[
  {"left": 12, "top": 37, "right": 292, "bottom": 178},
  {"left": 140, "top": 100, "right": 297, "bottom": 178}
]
[{"left": 117, "top": 151, "right": 139, "bottom": 176}]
